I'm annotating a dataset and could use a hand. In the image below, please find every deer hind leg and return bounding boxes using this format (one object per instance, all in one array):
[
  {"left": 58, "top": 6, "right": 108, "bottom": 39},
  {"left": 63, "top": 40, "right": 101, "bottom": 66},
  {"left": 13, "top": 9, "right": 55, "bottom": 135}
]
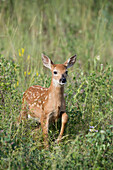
[{"left": 57, "top": 112, "right": 68, "bottom": 143}]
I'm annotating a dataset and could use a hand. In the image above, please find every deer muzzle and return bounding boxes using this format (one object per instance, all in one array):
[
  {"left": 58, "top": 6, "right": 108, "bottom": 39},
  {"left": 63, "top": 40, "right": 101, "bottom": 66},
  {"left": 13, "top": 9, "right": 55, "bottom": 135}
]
[{"left": 59, "top": 77, "right": 67, "bottom": 85}]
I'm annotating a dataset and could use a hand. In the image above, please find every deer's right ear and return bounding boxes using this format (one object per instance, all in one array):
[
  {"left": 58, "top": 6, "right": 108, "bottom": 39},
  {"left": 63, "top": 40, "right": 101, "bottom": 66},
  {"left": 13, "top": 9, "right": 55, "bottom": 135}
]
[{"left": 42, "top": 54, "right": 54, "bottom": 70}]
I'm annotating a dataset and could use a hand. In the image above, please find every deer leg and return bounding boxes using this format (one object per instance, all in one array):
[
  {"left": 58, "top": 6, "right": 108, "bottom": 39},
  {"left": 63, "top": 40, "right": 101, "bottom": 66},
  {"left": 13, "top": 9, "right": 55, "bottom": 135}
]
[
  {"left": 57, "top": 112, "right": 68, "bottom": 143},
  {"left": 17, "top": 104, "right": 28, "bottom": 126},
  {"left": 41, "top": 116, "right": 49, "bottom": 148}
]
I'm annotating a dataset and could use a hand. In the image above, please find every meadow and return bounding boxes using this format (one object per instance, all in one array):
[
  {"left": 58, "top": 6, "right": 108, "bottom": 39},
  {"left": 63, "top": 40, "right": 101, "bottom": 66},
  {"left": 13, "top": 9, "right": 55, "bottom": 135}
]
[{"left": 0, "top": 0, "right": 113, "bottom": 169}]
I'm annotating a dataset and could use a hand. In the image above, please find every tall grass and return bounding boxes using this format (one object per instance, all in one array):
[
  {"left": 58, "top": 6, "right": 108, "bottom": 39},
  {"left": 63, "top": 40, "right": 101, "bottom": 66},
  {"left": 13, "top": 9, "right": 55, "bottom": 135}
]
[
  {"left": 0, "top": 0, "right": 113, "bottom": 169},
  {"left": 0, "top": 0, "right": 113, "bottom": 65}
]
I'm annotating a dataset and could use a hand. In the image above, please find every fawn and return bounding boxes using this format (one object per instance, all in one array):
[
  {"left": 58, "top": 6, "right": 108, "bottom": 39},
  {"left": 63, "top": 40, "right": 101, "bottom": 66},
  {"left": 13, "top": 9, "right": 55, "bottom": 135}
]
[{"left": 18, "top": 54, "right": 77, "bottom": 147}]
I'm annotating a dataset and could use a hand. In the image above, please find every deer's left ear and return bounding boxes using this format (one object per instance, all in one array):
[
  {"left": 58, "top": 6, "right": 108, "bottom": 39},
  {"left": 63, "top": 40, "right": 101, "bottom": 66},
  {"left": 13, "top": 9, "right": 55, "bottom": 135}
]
[{"left": 64, "top": 54, "right": 77, "bottom": 68}]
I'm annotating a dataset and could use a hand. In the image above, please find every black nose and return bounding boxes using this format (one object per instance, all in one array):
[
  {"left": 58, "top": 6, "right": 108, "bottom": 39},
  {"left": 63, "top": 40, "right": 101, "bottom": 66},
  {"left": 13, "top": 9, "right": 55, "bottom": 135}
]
[
  {"left": 60, "top": 77, "right": 66, "bottom": 84},
  {"left": 62, "top": 77, "right": 66, "bottom": 83}
]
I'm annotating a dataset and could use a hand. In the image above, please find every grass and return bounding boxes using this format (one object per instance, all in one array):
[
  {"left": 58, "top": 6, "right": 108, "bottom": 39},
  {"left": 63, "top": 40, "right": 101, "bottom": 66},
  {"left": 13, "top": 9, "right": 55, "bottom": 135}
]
[{"left": 0, "top": 0, "right": 113, "bottom": 169}]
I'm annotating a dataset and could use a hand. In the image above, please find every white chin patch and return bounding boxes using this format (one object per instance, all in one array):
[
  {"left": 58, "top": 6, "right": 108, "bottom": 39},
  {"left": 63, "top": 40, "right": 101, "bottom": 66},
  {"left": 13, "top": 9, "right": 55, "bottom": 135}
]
[{"left": 59, "top": 82, "right": 66, "bottom": 85}]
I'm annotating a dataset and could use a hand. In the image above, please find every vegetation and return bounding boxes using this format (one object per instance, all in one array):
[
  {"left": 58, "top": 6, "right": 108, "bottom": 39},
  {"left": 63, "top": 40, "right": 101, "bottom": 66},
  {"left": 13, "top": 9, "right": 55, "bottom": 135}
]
[{"left": 0, "top": 0, "right": 113, "bottom": 169}]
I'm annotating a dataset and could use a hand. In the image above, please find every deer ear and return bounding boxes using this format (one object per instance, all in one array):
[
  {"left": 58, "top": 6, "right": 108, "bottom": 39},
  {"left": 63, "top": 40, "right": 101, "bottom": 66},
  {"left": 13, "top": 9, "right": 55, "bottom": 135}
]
[
  {"left": 42, "top": 54, "right": 54, "bottom": 70},
  {"left": 64, "top": 54, "right": 77, "bottom": 68}
]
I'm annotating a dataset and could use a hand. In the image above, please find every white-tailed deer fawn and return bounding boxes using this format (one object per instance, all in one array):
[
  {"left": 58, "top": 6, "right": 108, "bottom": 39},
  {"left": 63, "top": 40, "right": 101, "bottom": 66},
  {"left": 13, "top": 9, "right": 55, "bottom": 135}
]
[{"left": 18, "top": 54, "right": 77, "bottom": 147}]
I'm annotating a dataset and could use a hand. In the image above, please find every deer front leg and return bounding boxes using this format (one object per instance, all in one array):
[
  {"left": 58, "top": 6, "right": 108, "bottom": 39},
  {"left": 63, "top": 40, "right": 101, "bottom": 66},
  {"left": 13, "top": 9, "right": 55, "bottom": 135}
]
[
  {"left": 41, "top": 116, "right": 49, "bottom": 148},
  {"left": 17, "top": 104, "right": 28, "bottom": 126},
  {"left": 57, "top": 112, "right": 68, "bottom": 143}
]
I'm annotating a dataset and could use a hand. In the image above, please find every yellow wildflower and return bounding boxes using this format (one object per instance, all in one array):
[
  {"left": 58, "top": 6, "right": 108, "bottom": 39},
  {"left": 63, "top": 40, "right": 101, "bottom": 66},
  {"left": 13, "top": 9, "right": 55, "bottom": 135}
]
[
  {"left": 21, "top": 48, "right": 25, "bottom": 55},
  {"left": 24, "top": 71, "right": 26, "bottom": 76},
  {"left": 19, "top": 51, "right": 22, "bottom": 56},
  {"left": 27, "top": 55, "right": 30, "bottom": 60},
  {"left": 28, "top": 71, "right": 30, "bottom": 75},
  {"left": 17, "top": 81, "right": 19, "bottom": 86},
  {"left": 36, "top": 72, "right": 39, "bottom": 76}
]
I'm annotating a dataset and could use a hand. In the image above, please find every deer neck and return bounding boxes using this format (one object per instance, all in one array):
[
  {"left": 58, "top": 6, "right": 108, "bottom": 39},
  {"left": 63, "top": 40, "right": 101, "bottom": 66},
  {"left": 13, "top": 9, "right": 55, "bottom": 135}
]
[{"left": 49, "top": 79, "right": 64, "bottom": 99}]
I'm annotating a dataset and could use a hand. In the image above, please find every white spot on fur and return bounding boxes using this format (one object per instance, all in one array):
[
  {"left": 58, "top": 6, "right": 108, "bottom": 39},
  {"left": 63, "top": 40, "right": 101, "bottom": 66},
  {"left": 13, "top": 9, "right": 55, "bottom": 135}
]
[
  {"left": 33, "top": 93, "right": 36, "bottom": 98},
  {"left": 28, "top": 91, "right": 32, "bottom": 94},
  {"left": 45, "top": 96, "right": 48, "bottom": 100},
  {"left": 36, "top": 86, "right": 40, "bottom": 89},
  {"left": 31, "top": 103, "right": 34, "bottom": 107},
  {"left": 31, "top": 86, "right": 36, "bottom": 88},
  {"left": 37, "top": 104, "right": 39, "bottom": 107},
  {"left": 31, "top": 102, "right": 36, "bottom": 107},
  {"left": 28, "top": 96, "right": 32, "bottom": 100},
  {"left": 34, "top": 98, "right": 37, "bottom": 101},
  {"left": 41, "top": 93, "right": 45, "bottom": 96}
]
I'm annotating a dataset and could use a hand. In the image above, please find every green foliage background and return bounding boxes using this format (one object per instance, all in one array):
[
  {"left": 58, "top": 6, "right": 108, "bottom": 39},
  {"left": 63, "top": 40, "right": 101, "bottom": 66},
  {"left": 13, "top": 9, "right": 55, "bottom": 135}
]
[{"left": 0, "top": 0, "right": 113, "bottom": 169}]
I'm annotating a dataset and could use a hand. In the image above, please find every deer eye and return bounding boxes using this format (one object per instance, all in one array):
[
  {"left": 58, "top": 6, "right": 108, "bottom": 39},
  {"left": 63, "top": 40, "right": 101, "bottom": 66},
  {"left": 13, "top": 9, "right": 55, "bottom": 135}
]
[
  {"left": 53, "top": 71, "right": 57, "bottom": 75},
  {"left": 65, "top": 70, "right": 68, "bottom": 75}
]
